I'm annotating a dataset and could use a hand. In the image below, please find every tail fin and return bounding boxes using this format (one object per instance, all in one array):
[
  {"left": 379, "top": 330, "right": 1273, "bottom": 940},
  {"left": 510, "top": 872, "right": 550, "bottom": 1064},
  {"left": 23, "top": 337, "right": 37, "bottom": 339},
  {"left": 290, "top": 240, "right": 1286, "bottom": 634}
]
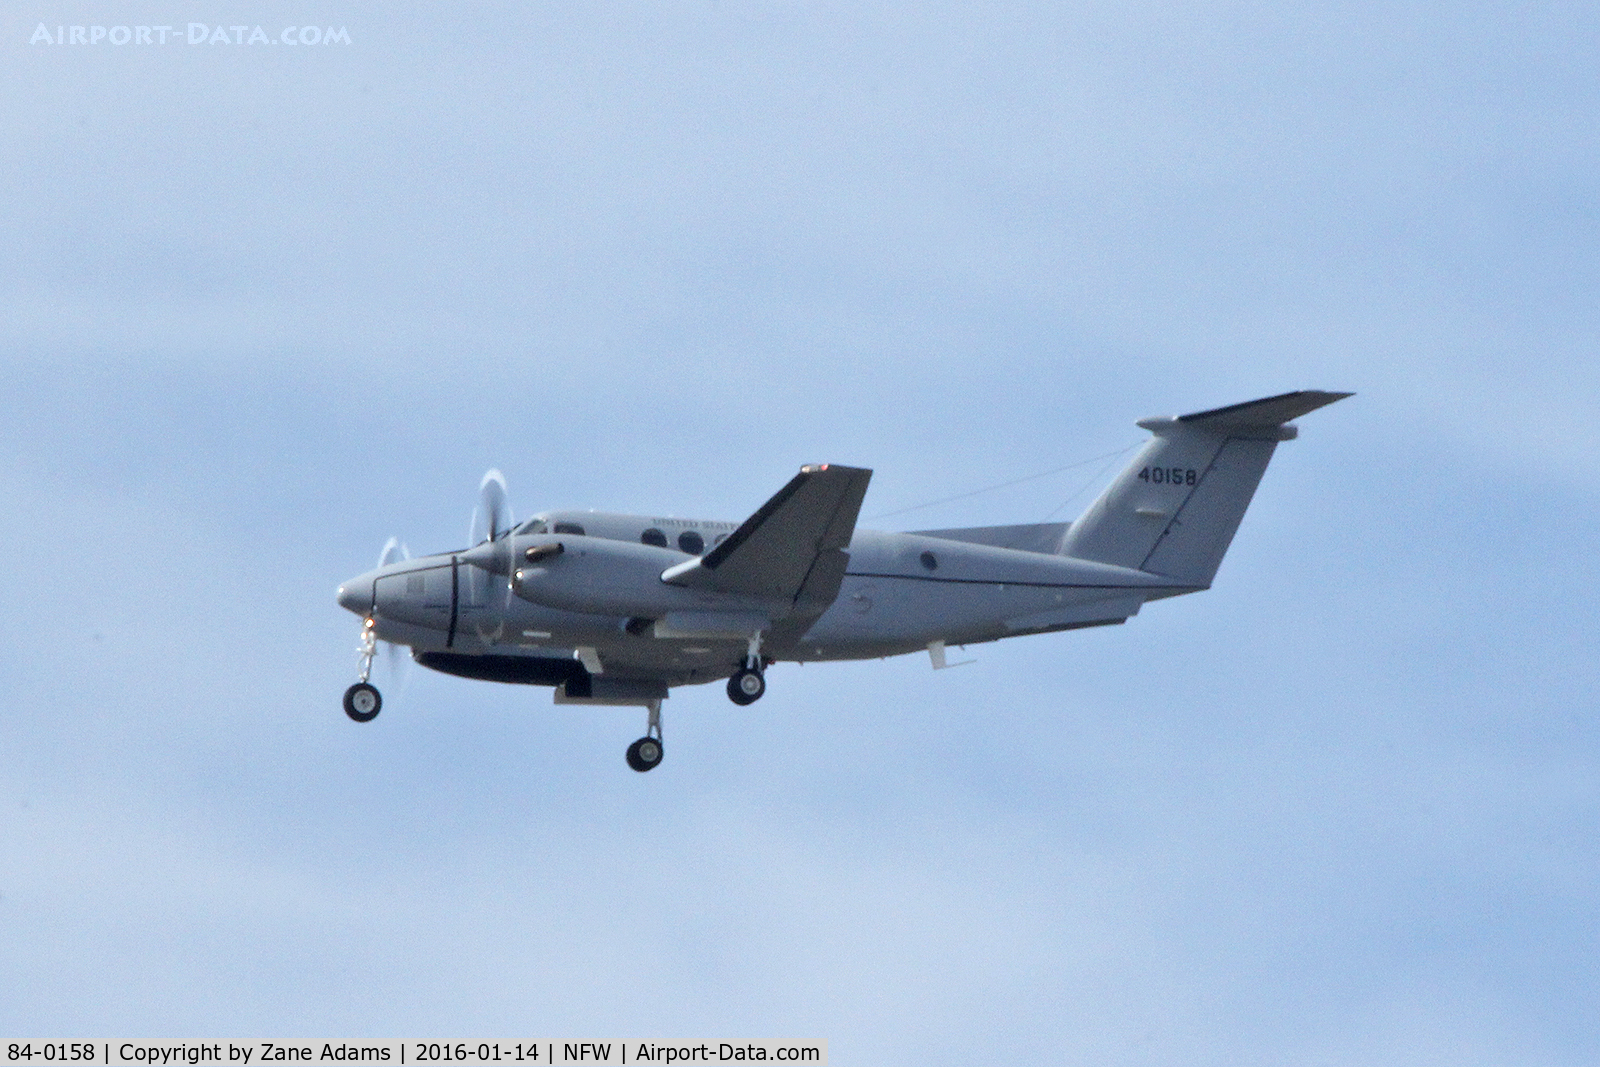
[{"left": 1058, "top": 390, "right": 1351, "bottom": 586}]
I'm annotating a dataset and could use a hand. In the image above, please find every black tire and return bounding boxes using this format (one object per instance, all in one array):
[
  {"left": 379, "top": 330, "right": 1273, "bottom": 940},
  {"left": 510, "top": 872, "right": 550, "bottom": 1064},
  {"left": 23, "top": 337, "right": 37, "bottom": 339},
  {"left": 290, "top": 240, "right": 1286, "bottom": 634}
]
[
  {"left": 343, "top": 682, "right": 382, "bottom": 722},
  {"left": 726, "top": 668, "right": 765, "bottom": 706},
  {"left": 626, "top": 736, "right": 663, "bottom": 772}
]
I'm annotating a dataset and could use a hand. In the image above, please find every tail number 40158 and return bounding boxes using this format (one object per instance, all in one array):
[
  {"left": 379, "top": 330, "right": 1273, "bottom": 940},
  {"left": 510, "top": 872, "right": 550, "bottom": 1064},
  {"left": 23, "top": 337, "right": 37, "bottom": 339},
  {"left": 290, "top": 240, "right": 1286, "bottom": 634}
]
[{"left": 1138, "top": 466, "right": 1198, "bottom": 486}]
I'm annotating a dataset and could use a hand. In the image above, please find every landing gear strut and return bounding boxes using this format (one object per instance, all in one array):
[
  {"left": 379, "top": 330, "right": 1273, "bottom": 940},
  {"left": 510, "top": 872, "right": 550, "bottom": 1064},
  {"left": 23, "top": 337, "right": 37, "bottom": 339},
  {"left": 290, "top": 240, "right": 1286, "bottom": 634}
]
[
  {"left": 344, "top": 617, "right": 382, "bottom": 722},
  {"left": 626, "top": 700, "right": 664, "bottom": 772},
  {"left": 727, "top": 631, "right": 767, "bottom": 706}
]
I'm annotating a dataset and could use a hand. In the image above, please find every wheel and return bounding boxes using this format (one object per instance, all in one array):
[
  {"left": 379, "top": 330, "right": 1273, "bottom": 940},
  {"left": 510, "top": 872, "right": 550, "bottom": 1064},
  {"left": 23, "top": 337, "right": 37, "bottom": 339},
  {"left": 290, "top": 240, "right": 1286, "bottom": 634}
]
[
  {"left": 343, "top": 682, "right": 382, "bottom": 722},
  {"left": 626, "top": 736, "right": 663, "bottom": 772},
  {"left": 726, "top": 667, "right": 765, "bottom": 706}
]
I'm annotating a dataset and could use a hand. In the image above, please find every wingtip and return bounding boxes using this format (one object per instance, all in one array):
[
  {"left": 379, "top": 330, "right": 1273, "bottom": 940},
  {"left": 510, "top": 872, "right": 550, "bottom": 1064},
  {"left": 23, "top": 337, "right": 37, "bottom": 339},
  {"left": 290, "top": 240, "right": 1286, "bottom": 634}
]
[
  {"left": 800, "top": 463, "right": 873, "bottom": 476},
  {"left": 1301, "top": 389, "right": 1356, "bottom": 413},
  {"left": 1297, "top": 389, "right": 1356, "bottom": 409}
]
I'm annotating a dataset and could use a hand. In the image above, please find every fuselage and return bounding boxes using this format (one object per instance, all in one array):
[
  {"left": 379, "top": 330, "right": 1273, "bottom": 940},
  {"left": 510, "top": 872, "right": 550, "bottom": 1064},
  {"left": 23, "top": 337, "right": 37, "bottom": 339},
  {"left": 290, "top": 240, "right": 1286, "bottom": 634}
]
[{"left": 335, "top": 508, "right": 1194, "bottom": 691}]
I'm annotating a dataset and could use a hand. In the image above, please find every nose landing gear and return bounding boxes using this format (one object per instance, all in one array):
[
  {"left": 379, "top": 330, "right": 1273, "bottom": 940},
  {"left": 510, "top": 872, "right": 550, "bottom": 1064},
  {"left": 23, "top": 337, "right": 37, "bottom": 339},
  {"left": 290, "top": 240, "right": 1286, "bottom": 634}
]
[{"left": 344, "top": 617, "right": 383, "bottom": 722}]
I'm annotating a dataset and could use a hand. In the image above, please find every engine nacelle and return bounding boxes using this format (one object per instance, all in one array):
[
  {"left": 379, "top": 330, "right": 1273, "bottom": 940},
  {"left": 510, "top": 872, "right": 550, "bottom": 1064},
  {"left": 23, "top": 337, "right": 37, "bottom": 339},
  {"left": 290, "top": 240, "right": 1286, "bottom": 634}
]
[{"left": 506, "top": 535, "right": 776, "bottom": 618}]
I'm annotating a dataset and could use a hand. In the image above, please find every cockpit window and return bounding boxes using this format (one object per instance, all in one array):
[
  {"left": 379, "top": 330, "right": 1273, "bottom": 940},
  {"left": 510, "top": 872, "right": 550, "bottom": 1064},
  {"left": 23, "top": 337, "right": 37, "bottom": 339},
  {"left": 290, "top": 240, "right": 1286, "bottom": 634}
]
[
  {"left": 516, "top": 518, "right": 549, "bottom": 535},
  {"left": 641, "top": 528, "right": 668, "bottom": 548},
  {"left": 553, "top": 522, "right": 586, "bottom": 536}
]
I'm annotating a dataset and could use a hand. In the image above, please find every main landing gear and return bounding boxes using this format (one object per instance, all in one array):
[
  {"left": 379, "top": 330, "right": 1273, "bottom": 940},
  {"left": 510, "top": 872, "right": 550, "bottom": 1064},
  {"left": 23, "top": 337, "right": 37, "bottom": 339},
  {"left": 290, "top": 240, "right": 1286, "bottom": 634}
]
[
  {"left": 726, "top": 631, "right": 768, "bottom": 706},
  {"left": 626, "top": 700, "right": 664, "bottom": 772},
  {"left": 727, "top": 668, "right": 765, "bottom": 705},
  {"left": 344, "top": 617, "right": 383, "bottom": 723}
]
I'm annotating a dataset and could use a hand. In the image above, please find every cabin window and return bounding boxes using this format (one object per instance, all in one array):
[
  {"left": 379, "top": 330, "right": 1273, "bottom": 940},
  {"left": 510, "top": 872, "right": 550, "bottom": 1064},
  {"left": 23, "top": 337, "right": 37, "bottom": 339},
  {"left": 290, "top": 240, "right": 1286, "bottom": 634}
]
[
  {"left": 713, "top": 533, "right": 728, "bottom": 545},
  {"left": 641, "top": 528, "right": 668, "bottom": 548},
  {"left": 553, "top": 522, "right": 586, "bottom": 536},
  {"left": 920, "top": 551, "right": 938, "bottom": 571},
  {"left": 678, "top": 530, "right": 705, "bottom": 555}
]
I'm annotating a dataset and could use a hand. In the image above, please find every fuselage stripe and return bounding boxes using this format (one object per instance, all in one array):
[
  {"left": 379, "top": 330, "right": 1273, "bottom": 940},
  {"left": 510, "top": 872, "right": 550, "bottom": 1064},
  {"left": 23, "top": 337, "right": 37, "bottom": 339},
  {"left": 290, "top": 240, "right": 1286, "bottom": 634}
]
[{"left": 844, "top": 571, "right": 1194, "bottom": 591}]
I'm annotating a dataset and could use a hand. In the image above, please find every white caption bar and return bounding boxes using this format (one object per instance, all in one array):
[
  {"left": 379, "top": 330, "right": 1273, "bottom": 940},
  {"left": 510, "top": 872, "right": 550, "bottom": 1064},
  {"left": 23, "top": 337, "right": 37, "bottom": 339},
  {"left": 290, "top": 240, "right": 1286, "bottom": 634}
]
[{"left": 2, "top": 1044, "right": 826, "bottom": 1067}]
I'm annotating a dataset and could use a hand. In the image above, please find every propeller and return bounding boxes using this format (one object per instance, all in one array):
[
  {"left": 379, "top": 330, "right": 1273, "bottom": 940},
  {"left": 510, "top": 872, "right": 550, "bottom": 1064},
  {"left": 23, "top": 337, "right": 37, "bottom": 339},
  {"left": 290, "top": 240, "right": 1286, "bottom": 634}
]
[
  {"left": 372, "top": 536, "right": 414, "bottom": 691},
  {"left": 464, "top": 469, "right": 516, "bottom": 642},
  {"left": 468, "top": 469, "right": 513, "bottom": 547},
  {"left": 378, "top": 535, "right": 410, "bottom": 568}
]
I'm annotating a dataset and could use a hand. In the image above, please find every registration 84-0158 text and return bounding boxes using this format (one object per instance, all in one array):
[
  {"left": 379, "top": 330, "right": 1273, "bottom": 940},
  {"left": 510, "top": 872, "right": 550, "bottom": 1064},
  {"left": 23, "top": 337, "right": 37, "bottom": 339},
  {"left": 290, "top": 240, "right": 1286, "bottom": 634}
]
[{"left": 7, "top": 1047, "right": 97, "bottom": 1063}]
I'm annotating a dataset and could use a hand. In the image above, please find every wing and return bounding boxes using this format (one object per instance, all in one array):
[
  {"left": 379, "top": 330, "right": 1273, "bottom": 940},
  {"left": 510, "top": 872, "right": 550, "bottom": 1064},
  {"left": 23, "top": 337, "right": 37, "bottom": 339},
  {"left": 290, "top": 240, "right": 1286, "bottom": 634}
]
[{"left": 660, "top": 463, "right": 873, "bottom": 610}]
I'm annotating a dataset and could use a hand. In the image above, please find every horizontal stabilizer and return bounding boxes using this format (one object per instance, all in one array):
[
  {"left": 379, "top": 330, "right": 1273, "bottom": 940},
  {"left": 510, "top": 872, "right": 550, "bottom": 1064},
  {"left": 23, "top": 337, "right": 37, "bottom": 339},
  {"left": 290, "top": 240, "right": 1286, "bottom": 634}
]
[{"left": 1174, "top": 390, "right": 1353, "bottom": 433}]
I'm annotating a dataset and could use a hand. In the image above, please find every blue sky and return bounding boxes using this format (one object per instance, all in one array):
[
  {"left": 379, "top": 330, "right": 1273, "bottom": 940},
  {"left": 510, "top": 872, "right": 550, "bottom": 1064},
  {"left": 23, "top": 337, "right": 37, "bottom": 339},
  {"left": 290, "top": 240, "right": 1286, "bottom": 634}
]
[{"left": 2, "top": 2, "right": 1597, "bottom": 1062}]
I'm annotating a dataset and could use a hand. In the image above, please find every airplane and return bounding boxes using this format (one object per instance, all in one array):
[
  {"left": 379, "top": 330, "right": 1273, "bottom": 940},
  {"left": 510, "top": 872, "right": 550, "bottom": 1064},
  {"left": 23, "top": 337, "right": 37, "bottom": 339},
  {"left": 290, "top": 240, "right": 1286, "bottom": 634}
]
[{"left": 336, "top": 390, "right": 1349, "bottom": 771}]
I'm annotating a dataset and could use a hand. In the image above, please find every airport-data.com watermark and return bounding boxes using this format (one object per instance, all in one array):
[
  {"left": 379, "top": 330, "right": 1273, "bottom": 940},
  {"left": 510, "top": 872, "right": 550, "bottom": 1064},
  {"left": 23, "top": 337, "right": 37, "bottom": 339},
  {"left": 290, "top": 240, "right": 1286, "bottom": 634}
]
[{"left": 30, "top": 23, "right": 350, "bottom": 46}]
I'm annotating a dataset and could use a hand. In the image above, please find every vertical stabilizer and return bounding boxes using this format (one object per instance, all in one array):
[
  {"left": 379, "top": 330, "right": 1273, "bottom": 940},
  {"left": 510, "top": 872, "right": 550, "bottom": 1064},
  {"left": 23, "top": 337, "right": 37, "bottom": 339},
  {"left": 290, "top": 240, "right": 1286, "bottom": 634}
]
[{"left": 1058, "top": 391, "right": 1350, "bottom": 586}]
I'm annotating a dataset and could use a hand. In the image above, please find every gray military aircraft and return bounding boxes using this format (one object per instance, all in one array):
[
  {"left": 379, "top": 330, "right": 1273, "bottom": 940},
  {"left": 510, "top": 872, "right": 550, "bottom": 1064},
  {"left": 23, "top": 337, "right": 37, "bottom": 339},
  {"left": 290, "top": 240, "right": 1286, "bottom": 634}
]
[{"left": 336, "top": 390, "right": 1348, "bottom": 771}]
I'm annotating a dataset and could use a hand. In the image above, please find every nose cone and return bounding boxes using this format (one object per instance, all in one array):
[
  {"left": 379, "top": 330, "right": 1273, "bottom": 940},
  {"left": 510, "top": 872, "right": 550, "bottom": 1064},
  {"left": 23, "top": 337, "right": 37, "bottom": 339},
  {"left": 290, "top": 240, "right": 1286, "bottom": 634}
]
[{"left": 336, "top": 574, "right": 374, "bottom": 615}]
